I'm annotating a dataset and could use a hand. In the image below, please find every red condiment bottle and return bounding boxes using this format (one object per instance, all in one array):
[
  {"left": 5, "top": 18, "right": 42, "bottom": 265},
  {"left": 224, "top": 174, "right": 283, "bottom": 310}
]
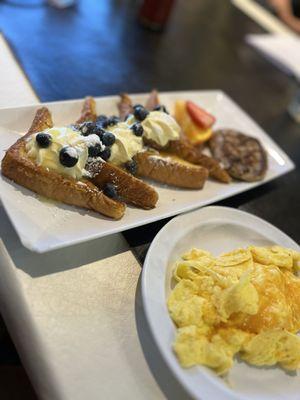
[{"left": 139, "top": 0, "right": 176, "bottom": 31}]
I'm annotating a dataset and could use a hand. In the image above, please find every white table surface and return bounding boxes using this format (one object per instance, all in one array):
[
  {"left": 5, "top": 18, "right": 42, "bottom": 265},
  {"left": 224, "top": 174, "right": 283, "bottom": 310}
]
[
  {"left": 0, "top": 34, "right": 38, "bottom": 107},
  {"left": 0, "top": 33, "right": 191, "bottom": 400},
  {"left": 246, "top": 34, "right": 300, "bottom": 82}
]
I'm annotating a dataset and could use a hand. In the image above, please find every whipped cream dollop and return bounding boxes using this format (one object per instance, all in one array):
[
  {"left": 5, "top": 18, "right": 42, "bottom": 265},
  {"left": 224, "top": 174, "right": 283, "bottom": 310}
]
[
  {"left": 26, "top": 127, "right": 102, "bottom": 179},
  {"left": 108, "top": 122, "right": 143, "bottom": 166},
  {"left": 127, "top": 111, "right": 180, "bottom": 147}
]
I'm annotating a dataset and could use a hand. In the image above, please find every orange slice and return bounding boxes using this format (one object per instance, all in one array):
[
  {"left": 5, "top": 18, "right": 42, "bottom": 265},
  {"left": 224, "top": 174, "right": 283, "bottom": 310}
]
[{"left": 174, "top": 100, "right": 213, "bottom": 144}]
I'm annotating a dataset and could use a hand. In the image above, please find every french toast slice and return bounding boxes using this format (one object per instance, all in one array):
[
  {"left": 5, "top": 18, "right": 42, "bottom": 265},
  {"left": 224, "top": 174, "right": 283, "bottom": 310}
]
[
  {"left": 77, "top": 98, "right": 159, "bottom": 209},
  {"left": 143, "top": 90, "right": 231, "bottom": 184},
  {"left": 116, "top": 94, "right": 209, "bottom": 189},
  {"left": 1, "top": 107, "right": 125, "bottom": 219},
  {"left": 145, "top": 89, "right": 159, "bottom": 111},
  {"left": 76, "top": 96, "right": 97, "bottom": 123},
  {"left": 118, "top": 93, "right": 134, "bottom": 120},
  {"left": 87, "top": 159, "right": 158, "bottom": 209},
  {"left": 134, "top": 151, "right": 208, "bottom": 189}
]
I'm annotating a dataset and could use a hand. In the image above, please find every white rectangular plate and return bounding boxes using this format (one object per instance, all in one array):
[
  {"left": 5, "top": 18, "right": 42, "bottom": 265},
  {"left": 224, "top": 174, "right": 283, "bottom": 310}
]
[
  {"left": 0, "top": 91, "right": 294, "bottom": 253},
  {"left": 142, "top": 206, "right": 300, "bottom": 400}
]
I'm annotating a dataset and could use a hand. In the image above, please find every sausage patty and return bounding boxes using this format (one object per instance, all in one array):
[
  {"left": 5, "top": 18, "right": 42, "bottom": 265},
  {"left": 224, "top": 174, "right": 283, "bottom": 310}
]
[{"left": 209, "top": 129, "right": 268, "bottom": 182}]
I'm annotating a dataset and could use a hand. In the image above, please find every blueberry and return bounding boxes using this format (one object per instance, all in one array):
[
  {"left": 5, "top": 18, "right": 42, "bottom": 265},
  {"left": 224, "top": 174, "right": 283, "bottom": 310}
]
[
  {"left": 36, "top": 132, "right": 51, "bottom": 148},
  {"left": 80, "top": 122, "right": 96, "bottom": 136},
  {"left": 103, "top": 183, "right": 118, "bottom": 199},
  {"left": 59, "top": 147, "right": 79, "bottom": 167},
  {"left": 96, "top": 115, "right": 109, "bottom": 129},
  {"left": 130, "top": 122, "right": 144, "bottom": 137},
  {"left": 107, "top": 115, "right": 120, "bottom": 126},
  {"left": 93, "top": 126, "right": 106, "bottom": 140},
  {"left": 99, "top": 147, "right": 111, "bottom": 161},
  {"left": 88, "top": 143, "right": 102, "bottom": 158},
  {"left": 96, "top": 114, "right": 107, "bottom": 121},
  {"left": 133, "top": 105, "right": 149, "bottom": 122},
  {"left": 153, "top": 104, "right": 168, "bottom": 113},
  {"left": 101, "top": 131, "right": 115, "bottom": 146},
  {"left": 125, "top": 159, "right": 138, "bottom": 175}
]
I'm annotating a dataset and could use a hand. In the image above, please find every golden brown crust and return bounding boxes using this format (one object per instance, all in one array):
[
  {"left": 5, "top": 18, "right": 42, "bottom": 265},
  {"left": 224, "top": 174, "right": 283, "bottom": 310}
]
[
  {"left": 135, "top": 151, "right": 208, "bottom": 189},
  {"left": 144, "top": 137, "right": 230, "bottom": 184},
  {"left": 118, "top": 93, "right": 133, "bottom": 120},
  {"left": 78, "top": 98, "right": 159, "bottom": 209},
  {"left": 88, "top": 161, "right": 158, "bottom": 209},
  {"left": 76, "top": 96, "right": 97, "bottom": 123},
  {"left": 145, "top": 89, "right": 159, "bottom": 111},
  {"left": 167, "top": 139, "right": 231, "bottom": 183},
  {"left": 191, "top": 152, "right": 231, "bottom": 183},
  {"left": 1, "top": 108, "right": 125, "bottom": 220},
  {"left": 28, "top": 107, "right": 53, "bottom": 134},
  {"left": 167, "top": 138, "right": 203, "bottom": 162}
]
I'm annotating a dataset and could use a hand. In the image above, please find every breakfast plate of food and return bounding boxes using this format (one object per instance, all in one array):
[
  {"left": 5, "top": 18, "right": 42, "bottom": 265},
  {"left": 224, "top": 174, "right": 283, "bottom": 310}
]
[
  {"left": 142, "top": 206, "right": 300, "bottom": 400},
  {"left": 0, "top": 90, "right": 294, "bottom": 252}
]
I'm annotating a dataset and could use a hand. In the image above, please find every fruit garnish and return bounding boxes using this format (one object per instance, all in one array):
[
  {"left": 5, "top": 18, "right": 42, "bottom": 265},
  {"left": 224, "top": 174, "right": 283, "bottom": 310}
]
[
  {"left": 107, "top": 116, "right": 120, "bottom": 126},
  {"left": 103, "top": 183, "right": 118, "bottom": 199},
  {"left": 130, "top": 122, "right": 144, "bottom": 136},
  {"left": 190, "top": 128, "right": 212, "bottom": 144},
  {"left": 174, "top": 100, "right": 213, "bottom": 145},
  {"left": 80, "top": 121, "right": 96, "bottom": 136},
  {"left": 101, "top": 131, "right": 116, "bottom": 146},
  {"left": 125, "top": 159, "right": 138, "bottom": 175},
  {"left": 186, "top": 101, "right": 216, "bottom": 130},
  {"left": 99, "top": 147, "right": 111, "bottom": 161},
  {"left": 59, "top": 147, "right": 79, "bottom": 167},
  {"left": 93, "top": 126, "right": 105, "bottom": 139},
  {"left": 96, "top": 115, "right": 109, "bottom": 129},
  {"left": 36, "top": 132, "right": 52, "bottom": 148},
  {"left": 133, "top": 105, "right": 149, "bottom": 121},
  {"left": 88, "top": 143, "right": 102, "bottom": 158}
]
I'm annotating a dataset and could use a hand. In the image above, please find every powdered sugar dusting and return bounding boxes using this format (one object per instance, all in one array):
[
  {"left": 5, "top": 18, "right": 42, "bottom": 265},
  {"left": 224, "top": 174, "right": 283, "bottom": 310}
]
[
  {"left": 85, "top": 156, "right": 105, "bottom": 177},
  {"left": 82, "top": 169, "right": 92, "bottom": 178},
  {"left": 148, "top": 154, "right": 172, "bottom": 164},
  {"left": 87, "top": 156, "right": 105, "bottom": 166},
  {"left": 64, "top": 146, "right": 78, "bottom": 158},
  {"left": 84, "top": 134, "right": 105, "bottom": 151}
]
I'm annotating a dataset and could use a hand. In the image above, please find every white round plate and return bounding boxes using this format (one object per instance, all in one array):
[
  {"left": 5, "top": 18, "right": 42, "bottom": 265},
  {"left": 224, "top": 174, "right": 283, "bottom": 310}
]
[{"left": 142, "top": 206, "right": 300, "bottom": 400}]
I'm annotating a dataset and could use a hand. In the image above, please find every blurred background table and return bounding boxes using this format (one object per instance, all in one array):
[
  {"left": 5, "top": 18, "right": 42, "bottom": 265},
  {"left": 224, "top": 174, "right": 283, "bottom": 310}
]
[{"left": 0, "top": 1, "right": 299, "bottom": 399}]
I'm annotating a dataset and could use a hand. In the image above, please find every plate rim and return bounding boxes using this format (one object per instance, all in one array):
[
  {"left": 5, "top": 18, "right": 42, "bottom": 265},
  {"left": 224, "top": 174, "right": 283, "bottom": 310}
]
[
  {"left": 0, "top": 89, "right": 225, "bottom": 112},
  {"left": 141, "top": 205, "right": 300, "bottom": 400}
]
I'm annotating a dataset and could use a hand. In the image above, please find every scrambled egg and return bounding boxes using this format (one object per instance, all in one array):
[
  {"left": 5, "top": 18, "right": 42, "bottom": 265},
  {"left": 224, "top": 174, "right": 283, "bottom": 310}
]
[{"left": 167, "top": 245, "right": 300, "bottom": 375}]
